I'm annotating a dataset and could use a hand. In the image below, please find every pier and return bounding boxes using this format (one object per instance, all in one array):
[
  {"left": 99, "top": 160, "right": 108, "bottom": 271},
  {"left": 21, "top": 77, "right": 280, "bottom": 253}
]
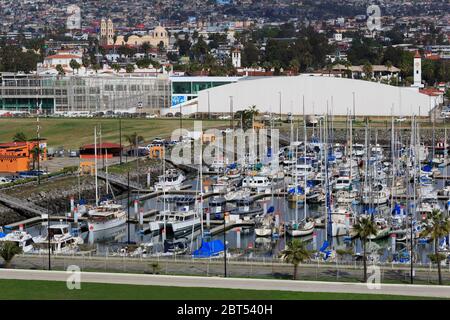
[{"left": 0, "top": 192, "right": 47, "bottom": 217}]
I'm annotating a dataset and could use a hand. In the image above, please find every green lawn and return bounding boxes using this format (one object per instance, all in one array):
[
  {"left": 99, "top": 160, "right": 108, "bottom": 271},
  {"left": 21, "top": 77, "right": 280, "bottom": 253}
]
[
  {"left": 0, "top": 279, "right": 434, "bottom": 300},
  {"left": 0, "top": 118, "right": 228, "bottom": 149}
]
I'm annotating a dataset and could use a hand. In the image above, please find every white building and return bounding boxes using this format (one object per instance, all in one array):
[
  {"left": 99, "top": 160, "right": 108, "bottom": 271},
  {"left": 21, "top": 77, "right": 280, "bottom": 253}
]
[
  {"left": 412, "top": 50, "right": 424, "bottom": 88},
  {"left": 195, "top": 76, "right": 439, "bottom": 117},
  {"left": 40, "top": 54, "right": 82, "bottom": 70}
]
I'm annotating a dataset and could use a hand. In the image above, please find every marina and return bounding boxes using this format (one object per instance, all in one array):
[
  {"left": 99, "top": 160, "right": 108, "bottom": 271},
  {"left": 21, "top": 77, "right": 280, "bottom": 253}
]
[{"left": 2, "top": 116, "right": 450, "bottom": 270}]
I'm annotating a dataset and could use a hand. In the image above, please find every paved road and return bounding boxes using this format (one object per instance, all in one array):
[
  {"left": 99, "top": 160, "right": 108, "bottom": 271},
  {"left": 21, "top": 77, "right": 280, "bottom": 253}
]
[{"left": 1, "top": 269, "right": 449, "bottom": 298}]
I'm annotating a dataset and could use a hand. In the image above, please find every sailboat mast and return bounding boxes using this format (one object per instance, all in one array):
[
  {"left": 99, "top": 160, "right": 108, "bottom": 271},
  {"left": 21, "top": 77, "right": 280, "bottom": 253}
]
[
  {"left": 303, "top": 95, "right": 307, "bottom": 221},
  {"left": 94, "top": 126, "right": 99, "bottom": 206}
]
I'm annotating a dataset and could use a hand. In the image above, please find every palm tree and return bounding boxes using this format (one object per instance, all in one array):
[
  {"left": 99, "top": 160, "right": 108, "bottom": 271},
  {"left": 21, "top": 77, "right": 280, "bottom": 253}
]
[
  {"left": 56, "top": 64, "right": 65, "bottom": 76},
  {"left": 69, "top": 59, "right": 81, "bottom": 74},
  {"left": 124, "top": 132, "right": 144, "bottom": 156},
  {"left": 0, "top": 241, "right": 22, "bottom": 268},
  {"left": 420, "top": 209, "right": 450, "bottom": 285},
  {"left": 352, "top": 216, "right": 377, "bottom": 282},
  {"left": 30, "top": 145, "right": 44, "bottom": 169},
  {"left": 112, "top": 63, "right": 121, "bottom": 73},
  {"left": 279, "top": 239, "right": 312, "bottom": 280},
  {"left": 13, "top": 132, "right": 27, "bottom": 142},
  {"left": 362, "top": 62, "right": 374, "bottom": 81}
]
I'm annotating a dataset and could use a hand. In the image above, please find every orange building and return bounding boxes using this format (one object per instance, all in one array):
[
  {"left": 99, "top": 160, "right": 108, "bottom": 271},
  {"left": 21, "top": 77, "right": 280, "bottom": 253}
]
[{"left": 0, "top": 140, "right": 47, "bottom": 173}]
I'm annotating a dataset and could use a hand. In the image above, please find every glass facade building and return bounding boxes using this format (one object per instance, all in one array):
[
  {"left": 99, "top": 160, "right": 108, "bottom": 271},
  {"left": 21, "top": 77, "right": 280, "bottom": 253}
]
[
  {"left": 0, "top": 73, "right": 171, "bottom": 114},
  {"left": 0, "top": 74, "right": 241, "bottom": 114}
]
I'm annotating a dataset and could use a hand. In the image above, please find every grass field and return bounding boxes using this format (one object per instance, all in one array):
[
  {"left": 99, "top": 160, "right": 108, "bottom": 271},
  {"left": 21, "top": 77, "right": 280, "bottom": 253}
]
[
  {"left": 0, "top": 279, "right": 434, "bottom": 300},
  {"left": 0, "top": 118, "right": 228, "bottom": 149}
]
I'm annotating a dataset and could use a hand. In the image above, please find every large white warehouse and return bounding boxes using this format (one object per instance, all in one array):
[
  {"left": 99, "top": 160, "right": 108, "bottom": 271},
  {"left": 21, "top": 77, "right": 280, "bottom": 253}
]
[{"left": 195, "top": 76, "right": 440, "bottom": 116}]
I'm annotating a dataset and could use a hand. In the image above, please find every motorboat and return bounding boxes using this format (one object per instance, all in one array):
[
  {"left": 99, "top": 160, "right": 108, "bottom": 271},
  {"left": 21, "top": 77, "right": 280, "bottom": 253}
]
[
  {"left": 165, "top": 210, "right": 201, "bottom": 237},
  {"left": 241, "top": 175, "right": 271, "bottom": 193},
  {"left": 286, "top": 219, "right": 315, "bottom": 237},
  {"left": 230, "top": 198, "right": 263, "bottom": 217},
  {"left": 154, "top": 169, "right": 185, "bottom": 191},
  {"left": 33, "top": 223, "right": 83, "bottom": 254},
  {"left": 336, "top": 190, "right": 359, "bottom": 205},
  {"left": 208, "top": 196, "right": 228, "bottom": 219},
  {"left": 367, "top": 218, "right": 390, "bottom": 240},
  {"left": 0, "top": 230, "right": 34, "bottom": 253},
  {"left": 254, "top": 214, "right": 274, "bottom": 237},
  {"left": 333, "top": 176, "right": 352, "bottom": 191},
  {"left": 87, "top": 201, "right": 127, "bottom": 232}
]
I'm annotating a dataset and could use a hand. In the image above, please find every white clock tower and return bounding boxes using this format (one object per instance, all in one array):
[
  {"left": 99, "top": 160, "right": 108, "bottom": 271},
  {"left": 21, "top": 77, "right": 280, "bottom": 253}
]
[{"left": 412, "top": 50, "right": 424, "bottom": 88}]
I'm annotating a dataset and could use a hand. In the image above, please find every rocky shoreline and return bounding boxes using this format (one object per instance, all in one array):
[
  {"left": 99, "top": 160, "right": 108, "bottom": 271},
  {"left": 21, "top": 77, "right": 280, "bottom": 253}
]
[{"left": 0, "top": 158, "right": 172, "bottom": 226}]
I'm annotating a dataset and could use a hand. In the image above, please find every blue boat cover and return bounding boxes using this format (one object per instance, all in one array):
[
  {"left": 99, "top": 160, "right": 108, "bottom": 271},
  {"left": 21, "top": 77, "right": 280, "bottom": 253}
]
[
  {"left": 193, "top": 239, "right": 224, "bottom": 258},
  {"left": 0, "top": 232, "right": 5, "bottom": 238}
]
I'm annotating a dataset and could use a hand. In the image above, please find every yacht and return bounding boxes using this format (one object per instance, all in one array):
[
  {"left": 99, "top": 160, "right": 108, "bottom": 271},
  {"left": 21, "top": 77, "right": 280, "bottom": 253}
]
[
  {"left": 33, "top": 224, "right": 83, "bottom": 253},
  {"left": 208, "top": 196, "right": 228, "bottom": 219},
  {"left": 230, "top": 198, "right": 263, "bottom": 217},
  {"left": 241, "top": 176, "right": 271, "bottom": 193},
  {"left": 0, "top": 230, "right": 34, "bottom": 253},
  {"left": 330, "top": 207, "right": 355, "bottom": 237},
  {"left": 333, "top": 176, "right": 352, "bottom": 191},
  {"left": 154, "top": 169, "right": 185, "bottom": 191},
  {"left": 165, "top": 210, "right": 201, "bottom": 237},
  {"left": 87, "top": 201, "right": 127, "bottom": 232},
  {"left": 148, "top": 210, "right": 171, "bottom": 234}
]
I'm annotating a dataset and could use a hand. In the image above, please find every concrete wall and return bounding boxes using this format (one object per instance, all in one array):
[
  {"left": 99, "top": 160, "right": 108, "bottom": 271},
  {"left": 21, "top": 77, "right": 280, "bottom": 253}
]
[{"left": 197, "top": 75, "right": 439, "bottom": 116}]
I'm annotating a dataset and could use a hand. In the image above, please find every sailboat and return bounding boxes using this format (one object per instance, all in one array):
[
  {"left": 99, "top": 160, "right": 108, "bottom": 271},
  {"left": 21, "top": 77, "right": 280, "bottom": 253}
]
[{"left": 87, "top": 126, "right": 127, "bottom": 232}]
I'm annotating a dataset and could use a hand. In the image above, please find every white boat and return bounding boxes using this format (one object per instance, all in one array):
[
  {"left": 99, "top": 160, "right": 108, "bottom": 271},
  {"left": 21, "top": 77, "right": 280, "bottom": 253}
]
[
  {"left": 165, "top": 210, "right": 201, "bottom": 237},
  {"left": 33, "top": 224, "right": 83, "bottom": 253},
  {"left": 154, "top": 169, "right": 185, "bottom": 191},
  {"left": 334, "top": 176, "right": 352, "bottom": 191},
  {"left": 148, "top": 210, "right": 171, "bottom": 234},
  {"left": 87, "top": 202, "right": 127, "bottom": 232},
  {"left": 367, "top": 218, "right": 390, "bottom": 240},
  {"left": 254, "top": 214, "right": 273, "bottom": 237},
  {"left": 336, "top": 190, "right": 359, "bottom": 204},
  {"left": 286, "top": 220, "right": 315, "bottom": 237},
  {"left": 330, "top": 208, "right": 354, "bottom": 237},
  {"left": 242, "top": 176, "right": 272, "bottom": 193},
  {"left": 0, "top": 230, "right": 34, "bottom": 253}
]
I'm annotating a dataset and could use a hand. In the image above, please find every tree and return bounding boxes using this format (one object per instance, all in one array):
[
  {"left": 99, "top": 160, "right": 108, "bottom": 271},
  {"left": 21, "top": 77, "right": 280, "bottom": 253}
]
[
  {"left": 125, "top": 132, "right": 144, "bottom": 156},
  {"left": 13, "top": 132, "right": 27, "bottom": 142},
  {"left": 420, "top": 209, "right": 450, "bottom": 285},
  {"left": 30, "top": 145, "right": 44, "bottom": 170},
  {"left": 362, "top": 62, "right": 373, "bottom": 80},
  {"left": 352, "top": 216, "right": 377, "bottom": 282},
  {"left": 112, "top": 63, "right": 121, "bottom": 73},
  {"left": 125, "top": 64, "right": 135, "bottom": 73},
  {"left": 56, "top": 64, "right": 65, "bottom": 76},
  {"left": 69, "top": 59, "right": 81, "bottom": 74},
  {"left": 0, "top": 241, "right": 22, "bottom": 268},
  {"left": 279, "top": 239, "right": 312, "bottom": 280}
]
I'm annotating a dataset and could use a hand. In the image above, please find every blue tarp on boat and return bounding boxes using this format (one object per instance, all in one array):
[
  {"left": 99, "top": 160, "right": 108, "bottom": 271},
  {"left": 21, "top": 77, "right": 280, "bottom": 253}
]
[{"left": 193, "top": 240, "right": 224, "bottom": 258}]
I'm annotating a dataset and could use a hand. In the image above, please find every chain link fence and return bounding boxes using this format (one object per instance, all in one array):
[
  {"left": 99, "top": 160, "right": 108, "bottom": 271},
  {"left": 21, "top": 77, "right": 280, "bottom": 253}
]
[{"left": 11, "top": 252, "right": 450, "bottom": 285}]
